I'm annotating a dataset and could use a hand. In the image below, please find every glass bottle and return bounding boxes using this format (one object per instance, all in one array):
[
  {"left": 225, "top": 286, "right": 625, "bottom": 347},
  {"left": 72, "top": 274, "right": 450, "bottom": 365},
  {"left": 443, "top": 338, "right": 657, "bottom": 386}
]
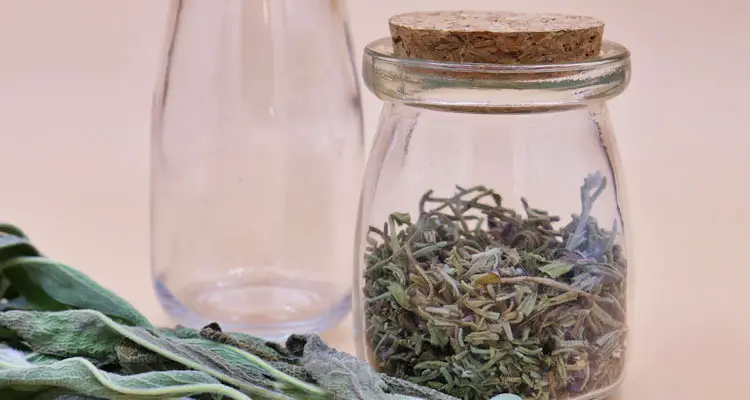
[
  {"left": 150, "top": 0, "right": 364, "bottom": 340},
  {"left": 353, "top": 19, "right": 632, "bottom": 400}
]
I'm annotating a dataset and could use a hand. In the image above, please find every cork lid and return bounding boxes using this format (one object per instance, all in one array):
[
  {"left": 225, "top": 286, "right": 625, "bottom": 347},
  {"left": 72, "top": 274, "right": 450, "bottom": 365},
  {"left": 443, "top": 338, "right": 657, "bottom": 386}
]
[{"left": 389, "top": 10, "right": 605, "bottom": 64}]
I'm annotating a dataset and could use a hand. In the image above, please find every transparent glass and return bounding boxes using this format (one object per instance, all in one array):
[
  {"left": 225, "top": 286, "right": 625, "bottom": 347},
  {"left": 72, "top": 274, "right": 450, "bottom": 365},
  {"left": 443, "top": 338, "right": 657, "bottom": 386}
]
[
  {"left": 150, "top": 0, "right": 364, "bottom": 340},
  {"left": 354, "top": 38, "right": 631, "bottom": 400}
]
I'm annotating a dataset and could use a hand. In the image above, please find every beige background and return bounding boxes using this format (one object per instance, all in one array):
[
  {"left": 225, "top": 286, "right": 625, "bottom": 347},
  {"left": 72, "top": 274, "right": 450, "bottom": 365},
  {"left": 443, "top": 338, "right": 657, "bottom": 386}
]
[{"left": 0, "top": 0, "right": 748, "bottom": 398}]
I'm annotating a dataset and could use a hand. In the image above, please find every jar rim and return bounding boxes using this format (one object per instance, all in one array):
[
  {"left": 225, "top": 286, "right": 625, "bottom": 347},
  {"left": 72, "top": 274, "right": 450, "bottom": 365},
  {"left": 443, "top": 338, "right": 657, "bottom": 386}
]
[
  {"left": 364, "top": 37, "right": 630, "bottom": 73},
  {"left": 362, "top": 37, "right": 631, "bottom": 114}
]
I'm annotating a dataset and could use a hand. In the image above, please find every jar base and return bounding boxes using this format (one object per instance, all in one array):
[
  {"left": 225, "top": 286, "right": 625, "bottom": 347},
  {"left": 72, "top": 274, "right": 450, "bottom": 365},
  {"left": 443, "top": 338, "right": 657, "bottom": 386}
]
[
  {"left": 154, "top": 275, "right": 351, "bottom": 341},
  {"left": 567, "top": 374, "right": 625, "bottom": 400}
]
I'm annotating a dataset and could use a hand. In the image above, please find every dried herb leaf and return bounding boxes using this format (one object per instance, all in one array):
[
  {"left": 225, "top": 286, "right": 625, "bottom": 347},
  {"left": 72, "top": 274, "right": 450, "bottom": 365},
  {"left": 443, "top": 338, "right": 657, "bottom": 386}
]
[
  {"left": 387, "top": 283, "right": 412, "bottom": 309},
  {"left": 362, "top": 173, "right": 627, "bottom": 399},
  {"left": 538, "top": 261, "right": 573, "bottom": 278}
]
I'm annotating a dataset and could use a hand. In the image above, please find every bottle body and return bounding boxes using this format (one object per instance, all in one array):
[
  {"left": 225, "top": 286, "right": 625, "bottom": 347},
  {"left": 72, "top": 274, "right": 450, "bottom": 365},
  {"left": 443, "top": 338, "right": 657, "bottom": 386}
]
[
  {"left": 151, "top": 0, "right": 364, "bottom": 339},
  {"left": 354, "top": 38, "right": 631, "bottom": 400}
]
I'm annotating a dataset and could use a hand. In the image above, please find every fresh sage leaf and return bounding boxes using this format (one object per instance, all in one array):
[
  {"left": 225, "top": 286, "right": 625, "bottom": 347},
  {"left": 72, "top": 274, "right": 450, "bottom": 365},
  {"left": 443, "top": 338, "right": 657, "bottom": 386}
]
[
  {"left": 30, "top": 390, "right": 103, "bottom": 400},
  {"left": 0, "top": 229, "right": 150, "bottom": 328},
  {"left": 0, "top": 310, "right": 319, "bottom": 400},
  {"left": 0, "top": 223, "right": 29, "bottom": 239},
  {"left": 285, "top": 334, "right": 456, "bottom": 400},
  {"left": 0, "top": 234, "right": 38, "bottom": 261},
  {"left": 0, "top": 355, "right": 251, "bottom": 400},
  {"left": 0, "top": 256, "right": 151, "bottom": 328},
  {"left": 0, "top": 222, "right": 461, "bottom": 400}
]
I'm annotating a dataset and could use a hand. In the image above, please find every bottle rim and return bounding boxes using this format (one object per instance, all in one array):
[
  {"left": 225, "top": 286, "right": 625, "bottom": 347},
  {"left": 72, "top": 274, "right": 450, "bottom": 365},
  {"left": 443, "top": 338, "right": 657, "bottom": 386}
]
[{"left": 362, "top": 37, "right": 631, "bottom": 114}]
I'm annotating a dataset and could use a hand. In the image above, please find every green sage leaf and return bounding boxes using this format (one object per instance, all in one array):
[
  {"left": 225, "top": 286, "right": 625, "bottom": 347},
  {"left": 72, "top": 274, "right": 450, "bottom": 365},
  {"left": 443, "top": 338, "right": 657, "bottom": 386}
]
[
  {"left": 0, "top": 256, "right": 151, "bottom": 328},
  {"left": 0, "top": 226, "right": 150, "bottom": 328},
  {"left": 0, "top": 223, "right": 29, "bottom": 239},
  {"left": 0, "top": 222, "right": 459, "bottom": 400},
  {"left": 0, "top": 310, "right": 322, "bottom": 400},
  {"left": 0, "top": 354, "right": 250, "bottom": 400},
  {"left": 285, "top": 334, "right": 456, "bottom": 400}
]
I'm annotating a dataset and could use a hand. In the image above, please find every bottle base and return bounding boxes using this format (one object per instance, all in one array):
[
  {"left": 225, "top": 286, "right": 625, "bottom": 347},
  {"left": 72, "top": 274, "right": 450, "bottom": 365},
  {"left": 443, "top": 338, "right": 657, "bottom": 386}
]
[{"left": 154, "top": 275, "right": 351, "bottom": 341}]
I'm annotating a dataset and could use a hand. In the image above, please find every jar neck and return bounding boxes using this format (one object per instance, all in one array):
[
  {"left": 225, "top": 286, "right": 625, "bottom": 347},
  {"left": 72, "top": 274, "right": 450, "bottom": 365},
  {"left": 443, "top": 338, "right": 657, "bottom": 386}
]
[{"left": 363, "top": 38, "right": 631, "bottom": 114}]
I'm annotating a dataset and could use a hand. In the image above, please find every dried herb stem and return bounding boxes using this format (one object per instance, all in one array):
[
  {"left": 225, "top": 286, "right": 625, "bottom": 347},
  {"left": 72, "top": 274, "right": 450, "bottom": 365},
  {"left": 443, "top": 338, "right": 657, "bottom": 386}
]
[
  {"left": 363, "top": 172, "right": 627, "bottom": 400},
  {"left": 489, "top": 275, "right": 614, "bottom": 304}
]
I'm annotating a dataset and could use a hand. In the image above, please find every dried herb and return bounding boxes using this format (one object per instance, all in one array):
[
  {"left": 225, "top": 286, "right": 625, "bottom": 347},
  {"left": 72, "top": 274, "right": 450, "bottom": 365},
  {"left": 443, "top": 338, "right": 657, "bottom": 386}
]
[
  {"left": 363, "top": 172, "right": 627, "bottom": 400},
  {"left": 0, "top": 223, "right": 459, "bottom": 400}
]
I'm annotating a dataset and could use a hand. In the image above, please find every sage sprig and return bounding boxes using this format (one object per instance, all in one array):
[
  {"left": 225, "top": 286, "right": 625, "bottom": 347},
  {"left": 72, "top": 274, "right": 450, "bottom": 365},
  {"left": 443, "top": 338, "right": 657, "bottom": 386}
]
[{"left": 0, "top": 224, "right": 459, "bottom": 400}]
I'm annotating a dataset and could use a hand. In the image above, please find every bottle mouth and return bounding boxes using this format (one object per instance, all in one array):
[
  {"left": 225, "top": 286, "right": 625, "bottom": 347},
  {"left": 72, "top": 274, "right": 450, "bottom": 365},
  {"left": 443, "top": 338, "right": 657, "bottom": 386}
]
[{"left": 362, "top": 37, "right": 631, "bottom": 114}]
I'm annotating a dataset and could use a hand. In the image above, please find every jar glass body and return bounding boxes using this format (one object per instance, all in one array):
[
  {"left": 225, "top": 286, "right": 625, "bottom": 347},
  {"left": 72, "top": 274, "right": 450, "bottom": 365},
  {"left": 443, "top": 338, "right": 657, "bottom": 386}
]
[
  {"left": 151, "top": 0, "right": 364, "bottom": 339},
  {"left": 354, "top": 39, "right": 631, "bottom": 400}
]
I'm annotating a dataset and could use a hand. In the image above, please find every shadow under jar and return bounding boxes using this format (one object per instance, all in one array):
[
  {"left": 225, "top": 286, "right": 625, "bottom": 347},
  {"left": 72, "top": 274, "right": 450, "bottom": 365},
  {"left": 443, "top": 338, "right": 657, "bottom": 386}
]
[{"left": 353, "top": 37, "right": 632, "bottom": 400}]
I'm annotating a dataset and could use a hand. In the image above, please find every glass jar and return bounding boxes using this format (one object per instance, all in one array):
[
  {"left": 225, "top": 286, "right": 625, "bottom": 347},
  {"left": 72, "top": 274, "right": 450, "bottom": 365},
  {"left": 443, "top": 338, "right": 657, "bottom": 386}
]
[
  {"left": 353, "top": 37, "right": 631, "bottom": 399},
  {"left": 150, "top": 0, "right": 364, "bottom": 339}
]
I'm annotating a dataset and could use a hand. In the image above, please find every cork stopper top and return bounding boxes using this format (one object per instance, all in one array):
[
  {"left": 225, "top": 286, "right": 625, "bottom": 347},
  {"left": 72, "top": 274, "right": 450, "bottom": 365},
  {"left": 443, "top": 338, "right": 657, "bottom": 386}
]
[{"left": 389, "top": 10, "right": 605, "bottom": 64}]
